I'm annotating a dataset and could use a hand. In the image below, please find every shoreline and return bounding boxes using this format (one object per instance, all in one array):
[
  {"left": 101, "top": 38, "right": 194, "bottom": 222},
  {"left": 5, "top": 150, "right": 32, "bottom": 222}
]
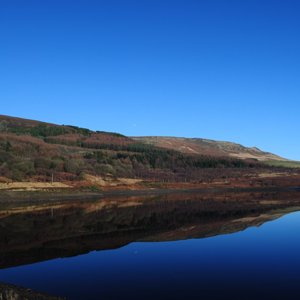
[
  {"left": 0, "top": 282, "right": 63, "bottom": 300},
  {"left": 0, "top": 185, "right": 299, "bottom": 203}
]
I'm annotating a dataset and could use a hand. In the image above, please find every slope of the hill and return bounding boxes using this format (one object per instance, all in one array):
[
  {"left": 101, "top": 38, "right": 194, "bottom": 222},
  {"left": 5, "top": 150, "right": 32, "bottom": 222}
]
[
  {"left": 0, "top": 115, "right": 294, "bottom": 186},
  {"left": 132, "top": 136, "right": 286, "bottom": 161}
]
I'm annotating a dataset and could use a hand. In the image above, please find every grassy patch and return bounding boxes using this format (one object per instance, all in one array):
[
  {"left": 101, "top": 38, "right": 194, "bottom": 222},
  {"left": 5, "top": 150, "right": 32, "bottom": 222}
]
[
  {"left": 264, "top": 160, "right": 300, "bottom": 169},
  {"left": 83, "top": 185, "right": 103, "bottom": 192},
  {"left": 141, "top": 181, "right": 165, "bottom": 188}
]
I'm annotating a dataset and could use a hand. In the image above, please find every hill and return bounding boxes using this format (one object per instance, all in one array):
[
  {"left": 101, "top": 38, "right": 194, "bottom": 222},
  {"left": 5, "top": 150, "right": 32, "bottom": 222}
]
[
  {"left": 132, "top": 136, "right": 286, "bottom": 161},
  {"left": 0, "top": 115, "right": 297, "bottom": 188}
]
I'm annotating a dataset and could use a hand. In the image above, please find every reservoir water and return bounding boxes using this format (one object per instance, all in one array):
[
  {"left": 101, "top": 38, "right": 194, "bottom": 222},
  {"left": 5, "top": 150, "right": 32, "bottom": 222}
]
[{"left": 1, "top": 190, "right": 300, "bottom": 299}]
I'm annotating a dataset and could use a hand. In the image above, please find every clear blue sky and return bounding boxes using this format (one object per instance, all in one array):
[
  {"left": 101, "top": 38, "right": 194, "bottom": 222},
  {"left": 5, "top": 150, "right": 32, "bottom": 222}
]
[{"left": 0, "top": 0, "right": 299, "bottom": 160}]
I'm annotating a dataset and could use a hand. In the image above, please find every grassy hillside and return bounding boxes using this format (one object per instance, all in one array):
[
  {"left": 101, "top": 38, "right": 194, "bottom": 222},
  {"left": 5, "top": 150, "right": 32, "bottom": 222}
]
[
  {"left": 132, "top": 136, "right": 286, "bottom": 161},
  {"left": 0, "top": 115, "right": 292, "bottom": 183}
]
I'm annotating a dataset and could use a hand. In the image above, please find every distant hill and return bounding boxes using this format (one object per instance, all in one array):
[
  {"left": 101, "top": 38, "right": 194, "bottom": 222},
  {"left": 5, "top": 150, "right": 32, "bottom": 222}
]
[
  {"left": 0, "top": 115, "right": 292, "bottom": 184},
  {"left": 132, "top": 136, "right": 286, "bottom": 162}
]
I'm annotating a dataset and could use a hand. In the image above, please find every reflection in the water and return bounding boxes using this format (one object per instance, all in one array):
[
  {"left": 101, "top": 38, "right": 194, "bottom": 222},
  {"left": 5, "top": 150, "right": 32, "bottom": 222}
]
[{"left": 1, "top": 190, "right": 300, "bottom": 270}]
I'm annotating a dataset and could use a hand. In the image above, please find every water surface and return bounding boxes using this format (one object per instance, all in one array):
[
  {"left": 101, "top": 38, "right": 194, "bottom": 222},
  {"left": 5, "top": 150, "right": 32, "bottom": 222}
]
[{"left": 1, "top": 191, "right": 300, "bottom": 299}]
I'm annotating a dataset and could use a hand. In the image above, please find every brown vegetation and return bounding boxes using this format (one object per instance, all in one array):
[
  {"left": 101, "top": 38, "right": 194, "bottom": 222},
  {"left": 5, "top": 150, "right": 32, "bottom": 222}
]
[
  {"left": 132, "top": 136, "right": 286, "bottom": 161},
  {"left": 0, "top": 115, "right": 299, "bottom": 190}
]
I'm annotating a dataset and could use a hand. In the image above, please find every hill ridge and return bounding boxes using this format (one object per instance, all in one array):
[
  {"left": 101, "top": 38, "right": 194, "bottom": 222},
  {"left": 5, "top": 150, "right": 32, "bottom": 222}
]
[{"left": 132, "top": 136, "right": 286, "bottom": 162}]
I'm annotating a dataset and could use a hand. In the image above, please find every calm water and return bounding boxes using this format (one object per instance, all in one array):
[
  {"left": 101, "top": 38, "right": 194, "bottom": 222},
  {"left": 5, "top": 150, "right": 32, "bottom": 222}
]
[{"left": 1, "top": 191, "right": 300, "bottom": 299}]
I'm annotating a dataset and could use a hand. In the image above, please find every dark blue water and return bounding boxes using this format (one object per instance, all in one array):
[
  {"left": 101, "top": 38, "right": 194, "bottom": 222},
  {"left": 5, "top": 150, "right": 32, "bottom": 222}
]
[{"left": 1, "top": 210, "right": 300, "bottom": 299}]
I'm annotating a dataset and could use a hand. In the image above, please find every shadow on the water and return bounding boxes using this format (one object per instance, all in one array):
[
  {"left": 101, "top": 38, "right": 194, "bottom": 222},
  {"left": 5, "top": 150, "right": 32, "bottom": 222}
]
[
  {"left": 0, "top": 281, "right": 64, "bottom": 299},
  {"left": 1, "top": 190, "right": 300, "bottom": 270}
]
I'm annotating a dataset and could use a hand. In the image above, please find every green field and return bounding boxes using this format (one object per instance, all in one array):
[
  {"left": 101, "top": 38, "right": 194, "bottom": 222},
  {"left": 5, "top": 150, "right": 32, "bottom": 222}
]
[{"left": 265, "top": 160, "right": 300, "bottom": 168}]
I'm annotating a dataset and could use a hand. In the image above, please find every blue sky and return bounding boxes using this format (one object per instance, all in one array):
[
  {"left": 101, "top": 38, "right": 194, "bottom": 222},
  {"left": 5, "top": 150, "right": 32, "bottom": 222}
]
[{"left": 0, "top": 0, "right": 299, "bottom": 160}]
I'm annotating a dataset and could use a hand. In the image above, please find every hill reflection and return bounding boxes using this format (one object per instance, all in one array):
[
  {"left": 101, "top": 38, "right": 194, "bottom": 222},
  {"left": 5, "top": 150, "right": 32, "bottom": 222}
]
[{"left": 1, "top": 190, "right": 300, "bottom": 269}]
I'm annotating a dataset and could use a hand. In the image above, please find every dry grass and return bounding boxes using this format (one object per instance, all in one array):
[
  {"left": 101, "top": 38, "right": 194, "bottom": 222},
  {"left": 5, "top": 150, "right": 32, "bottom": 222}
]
[
  {"left": 257, "top": 172, "right": 290, "bottom": 178},
  {"left": 0, "top": 182, "right": 70, "bottom": 191},
  {"left": 83, "top": 174, "right": 143, "bottom": 187},
  {"left": 229, "top": 152, "right": 285, "bottom": 161}
]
